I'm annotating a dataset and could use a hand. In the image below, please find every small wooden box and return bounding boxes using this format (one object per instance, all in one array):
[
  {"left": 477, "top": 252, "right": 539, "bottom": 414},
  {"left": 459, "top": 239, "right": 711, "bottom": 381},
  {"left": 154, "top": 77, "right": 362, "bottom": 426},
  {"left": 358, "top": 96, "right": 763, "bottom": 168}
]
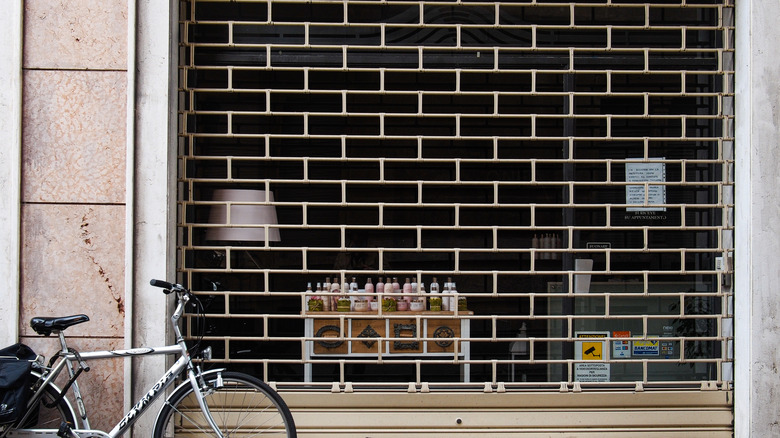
[
  {"left": 351, "top": 319, "right": 385, "bottom": 354},
  {"left": 389, "top": 319, "right": 423, "bottom": 354},
  {"left": 313, "top": 319, "right": 348, "bottom": 355},
  {"left": 427, "top": 319, "right": 460, "bottom": 353}
]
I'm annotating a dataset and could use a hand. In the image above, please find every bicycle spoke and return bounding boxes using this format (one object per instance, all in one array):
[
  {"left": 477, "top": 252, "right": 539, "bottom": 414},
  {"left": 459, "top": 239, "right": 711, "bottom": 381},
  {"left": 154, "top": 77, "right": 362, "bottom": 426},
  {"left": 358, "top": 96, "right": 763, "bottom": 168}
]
[
  {"left": 165, "top": 400, "right": 215, "bottom": 436},
  {"left": 231, "top": 396, "right": 287, "bottom": 436},
  {"left": 164, "top": 389, "right": 284, "bottom": 436},
  {"left": 153, "top": 372, "right": 295, "bottom": 437},
  {"left": 223, "top": 388, "right": 282, "bottom": 436}
]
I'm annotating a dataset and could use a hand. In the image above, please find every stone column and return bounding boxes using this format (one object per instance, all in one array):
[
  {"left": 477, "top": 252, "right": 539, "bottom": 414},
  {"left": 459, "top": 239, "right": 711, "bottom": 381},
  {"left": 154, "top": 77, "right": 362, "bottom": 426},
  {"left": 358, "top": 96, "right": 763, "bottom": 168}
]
[
  {"left": 735, "top": 0, "right": 780, "bottom": 435},
  {"left": 129, "top": 0, "right": 179, "bottom": 434}
]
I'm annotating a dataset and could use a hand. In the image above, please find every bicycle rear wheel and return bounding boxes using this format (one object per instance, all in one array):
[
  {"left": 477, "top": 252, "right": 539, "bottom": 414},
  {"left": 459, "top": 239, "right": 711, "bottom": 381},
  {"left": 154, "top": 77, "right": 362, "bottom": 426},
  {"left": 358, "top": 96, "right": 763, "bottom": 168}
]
[
  {"left": 152, "top": 371, "right": 296, "bottom": 437},
  {"left": 3, "top": 379, "right": 77, "bottom": 435}
]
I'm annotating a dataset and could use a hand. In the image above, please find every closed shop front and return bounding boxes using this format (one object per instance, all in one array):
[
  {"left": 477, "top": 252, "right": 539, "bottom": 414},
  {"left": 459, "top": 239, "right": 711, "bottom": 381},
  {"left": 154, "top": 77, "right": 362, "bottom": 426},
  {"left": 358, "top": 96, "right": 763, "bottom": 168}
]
[{"left": 177, "top": 0, "right": 733, "bottom": 434}]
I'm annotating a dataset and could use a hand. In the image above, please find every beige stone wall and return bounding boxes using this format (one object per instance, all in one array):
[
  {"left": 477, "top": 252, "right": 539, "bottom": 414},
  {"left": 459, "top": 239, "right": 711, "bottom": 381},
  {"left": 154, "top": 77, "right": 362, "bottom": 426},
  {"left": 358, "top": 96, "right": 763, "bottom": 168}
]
[{"left": 20, "top": 0, "right": 128, "bottom": 431}]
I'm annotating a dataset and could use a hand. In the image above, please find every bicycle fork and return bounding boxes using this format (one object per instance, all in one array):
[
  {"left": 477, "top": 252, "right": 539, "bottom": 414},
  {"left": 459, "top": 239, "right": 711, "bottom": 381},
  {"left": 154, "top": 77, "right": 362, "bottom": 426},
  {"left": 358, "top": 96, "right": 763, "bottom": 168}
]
[
  {"left": 186, "top": 366, "right": 224, "bottom": 438},
  {"left": 169, "top": 290, "right": 223, "bottom": 438}
]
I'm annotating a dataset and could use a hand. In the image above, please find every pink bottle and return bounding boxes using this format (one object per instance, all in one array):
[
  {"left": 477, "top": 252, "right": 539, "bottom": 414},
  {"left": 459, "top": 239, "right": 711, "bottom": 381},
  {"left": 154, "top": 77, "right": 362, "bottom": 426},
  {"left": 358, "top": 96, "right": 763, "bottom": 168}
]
[
  {"left": 402, "top": 278, "right": 413, "bottom": 304},
  {"left": 364, "top": 278, "right": 374, "bottom": 303}
]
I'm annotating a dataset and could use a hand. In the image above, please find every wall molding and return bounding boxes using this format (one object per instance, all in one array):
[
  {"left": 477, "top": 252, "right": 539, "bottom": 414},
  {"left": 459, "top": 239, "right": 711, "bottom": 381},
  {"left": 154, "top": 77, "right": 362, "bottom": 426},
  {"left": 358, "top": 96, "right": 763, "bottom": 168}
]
[{"left": 0, "top": 0, "right": 23, "bottom": 347}]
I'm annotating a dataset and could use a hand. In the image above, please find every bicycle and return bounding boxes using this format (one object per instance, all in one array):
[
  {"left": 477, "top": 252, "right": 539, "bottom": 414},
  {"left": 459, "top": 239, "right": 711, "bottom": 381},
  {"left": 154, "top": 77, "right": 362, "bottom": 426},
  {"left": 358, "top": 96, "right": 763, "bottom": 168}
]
[{"left": 1, "top": 279, "right": 296, "bottom": 437}]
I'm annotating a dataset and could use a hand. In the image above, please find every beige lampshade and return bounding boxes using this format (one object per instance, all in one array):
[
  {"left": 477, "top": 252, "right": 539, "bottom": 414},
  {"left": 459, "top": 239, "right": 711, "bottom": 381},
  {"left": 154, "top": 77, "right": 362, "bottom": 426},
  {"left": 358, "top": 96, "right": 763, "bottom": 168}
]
[{"left": 205, "top": 189, "right": 280, "bottom": 242}]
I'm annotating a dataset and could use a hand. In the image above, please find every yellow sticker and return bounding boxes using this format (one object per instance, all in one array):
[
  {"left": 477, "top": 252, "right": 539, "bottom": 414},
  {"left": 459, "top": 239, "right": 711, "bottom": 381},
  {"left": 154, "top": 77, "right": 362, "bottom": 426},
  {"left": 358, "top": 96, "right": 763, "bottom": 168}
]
[{"left": 582, "top": 341, "right": 603, "bottom": 360}]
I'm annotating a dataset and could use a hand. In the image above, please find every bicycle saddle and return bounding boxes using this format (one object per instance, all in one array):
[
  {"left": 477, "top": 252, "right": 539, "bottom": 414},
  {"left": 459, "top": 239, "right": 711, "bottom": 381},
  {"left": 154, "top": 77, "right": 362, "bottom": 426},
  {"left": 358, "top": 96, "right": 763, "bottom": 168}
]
[{"left": 30, "top": 314, "right": 90, "bottom": 336}]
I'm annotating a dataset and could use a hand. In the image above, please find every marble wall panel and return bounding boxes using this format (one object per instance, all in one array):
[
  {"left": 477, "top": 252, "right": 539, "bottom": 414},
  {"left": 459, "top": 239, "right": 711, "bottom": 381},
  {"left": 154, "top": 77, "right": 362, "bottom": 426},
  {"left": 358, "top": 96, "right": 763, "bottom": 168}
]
[
  {"left": 23, "top": 0, "right": 127, "bottom": 70},
  {"left": 20, "top": 204, "right": 125, "bottom": 339},
  {"left": 21, "top": 0, "right": 131, "bottom": 432},
  {"left": 22, "top": 335, "right": 124, "bottom": 433},
  {"left": 22, "top": 70, "right": 126, "bottom": 204}
]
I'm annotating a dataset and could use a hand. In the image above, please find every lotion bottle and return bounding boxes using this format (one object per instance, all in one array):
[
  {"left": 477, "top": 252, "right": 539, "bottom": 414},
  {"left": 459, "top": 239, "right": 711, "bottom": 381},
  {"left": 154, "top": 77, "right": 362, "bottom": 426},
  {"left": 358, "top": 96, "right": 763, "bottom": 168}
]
[
  {"left": 403, "top": 278, "right": 413, "bottom": 303},
  {"left": 314, "top": 282, "right": 322, "bottom": 299},
  {"left": 448, "top": 279, "right": 458, "bottom": 312},
  {"left": 392, "top": 277, "right": 401, "bottom": 295},
  {"left": 430, "top": 277, "right": 439, "bottom": 295},
  {"left": 365, "top": 278, "right": 374, "bottom": 303},
  {"left": 330, "top": 279, "right": 341, "bottom": 311}
]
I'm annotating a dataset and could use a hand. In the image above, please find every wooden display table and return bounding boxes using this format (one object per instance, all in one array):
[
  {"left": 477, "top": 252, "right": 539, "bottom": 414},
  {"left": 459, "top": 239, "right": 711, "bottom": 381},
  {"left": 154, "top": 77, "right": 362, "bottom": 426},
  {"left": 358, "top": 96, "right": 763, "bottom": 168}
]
[{"left": 303, "top": 311, "right": 472, "bottom": 382}]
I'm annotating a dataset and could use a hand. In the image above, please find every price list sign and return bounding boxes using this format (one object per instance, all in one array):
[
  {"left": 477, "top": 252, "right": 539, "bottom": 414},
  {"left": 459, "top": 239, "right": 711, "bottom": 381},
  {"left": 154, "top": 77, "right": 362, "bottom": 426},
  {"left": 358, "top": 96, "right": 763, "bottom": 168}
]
[{"left": 626, "top": 160, "right": 666, "bottom": 212}]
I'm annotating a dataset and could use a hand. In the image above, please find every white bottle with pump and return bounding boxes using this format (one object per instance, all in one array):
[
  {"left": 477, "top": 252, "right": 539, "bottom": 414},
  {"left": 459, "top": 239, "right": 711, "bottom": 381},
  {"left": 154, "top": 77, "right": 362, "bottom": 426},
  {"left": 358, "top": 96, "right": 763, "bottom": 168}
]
[
  {"left": 349, "top": 277, "right": 359, "bottom": 310},
  {"left": 430, "top": 277, "right": 440, "bottom": 295},
  {"left": 449, "top": 281, "right": 458, "bottom": 312},
  {"left": 429, "top": 277, "right": 441, "bottom": 311},
  {"left": 442, "top": 280, "right": 450, "bottom": 311}
]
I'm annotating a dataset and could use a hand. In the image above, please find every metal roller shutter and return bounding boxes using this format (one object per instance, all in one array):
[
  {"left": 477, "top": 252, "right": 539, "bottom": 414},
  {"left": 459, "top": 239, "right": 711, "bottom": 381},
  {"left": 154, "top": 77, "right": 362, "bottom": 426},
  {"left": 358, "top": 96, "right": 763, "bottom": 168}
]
[{"left": 177, "top": 0, "right": 733, "bottom": 433}]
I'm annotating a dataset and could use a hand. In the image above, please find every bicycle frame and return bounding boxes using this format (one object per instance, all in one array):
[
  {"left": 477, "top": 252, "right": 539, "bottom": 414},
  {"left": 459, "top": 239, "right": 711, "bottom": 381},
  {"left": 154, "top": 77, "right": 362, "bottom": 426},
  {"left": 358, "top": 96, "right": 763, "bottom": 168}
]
[
  {"left": 17, "top": 346, "right": 188, "bottom": 437},
  {"left": 96, "top": 347, "right": 189, "bottom": 437},
  {"left": 11, "top": 286, "right": 224, "bottom": 438}
]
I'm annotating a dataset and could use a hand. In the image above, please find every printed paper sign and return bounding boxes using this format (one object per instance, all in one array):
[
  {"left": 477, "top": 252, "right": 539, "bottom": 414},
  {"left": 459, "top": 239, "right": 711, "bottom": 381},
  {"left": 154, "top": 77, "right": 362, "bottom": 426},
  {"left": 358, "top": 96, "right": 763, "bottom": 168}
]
[
  {"left": 575, "top": 332, "right": 610, "bottom": 382},
  {"left": 574, "top": 362, "right": 611, "bottom": 382},
  {"left": 626, "top": 160, "right": 666, "bottom": 212}
]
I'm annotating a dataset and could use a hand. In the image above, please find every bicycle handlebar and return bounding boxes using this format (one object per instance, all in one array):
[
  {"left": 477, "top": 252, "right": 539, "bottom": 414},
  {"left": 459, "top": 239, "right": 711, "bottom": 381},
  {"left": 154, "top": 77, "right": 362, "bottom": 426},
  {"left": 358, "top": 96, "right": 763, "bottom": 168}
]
[
  {"left": 150, "top": 279, "right": 196, "bottom": 354},
  {"left": 150, "top": 279, "right": 187, "bottom": 295}
]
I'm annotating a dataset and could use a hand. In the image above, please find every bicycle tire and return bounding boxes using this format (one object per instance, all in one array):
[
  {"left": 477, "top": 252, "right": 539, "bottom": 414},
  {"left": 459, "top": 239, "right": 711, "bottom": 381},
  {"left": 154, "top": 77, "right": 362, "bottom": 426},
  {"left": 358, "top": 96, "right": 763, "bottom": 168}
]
[
  {"left": 152, "top": 371, "right": 296, "bottom": 437},
  {"left": 3, "top": 379, "right": 77, "bottom": 434}
]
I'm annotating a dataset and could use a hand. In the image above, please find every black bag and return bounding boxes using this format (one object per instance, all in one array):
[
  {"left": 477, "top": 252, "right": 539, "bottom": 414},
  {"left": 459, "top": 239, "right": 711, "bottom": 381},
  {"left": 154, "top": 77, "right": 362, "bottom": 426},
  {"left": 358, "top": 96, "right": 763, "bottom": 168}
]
[{"left": 0, "top": 343, "right": 36, "bottom": 425}]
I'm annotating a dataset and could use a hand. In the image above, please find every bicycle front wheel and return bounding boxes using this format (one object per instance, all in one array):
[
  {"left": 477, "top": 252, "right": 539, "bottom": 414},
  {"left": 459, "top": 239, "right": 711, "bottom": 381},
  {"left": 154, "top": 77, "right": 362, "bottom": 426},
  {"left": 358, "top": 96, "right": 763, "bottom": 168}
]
[{"left": 152, "top": 371, "right": 296, "bottom": 437}]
